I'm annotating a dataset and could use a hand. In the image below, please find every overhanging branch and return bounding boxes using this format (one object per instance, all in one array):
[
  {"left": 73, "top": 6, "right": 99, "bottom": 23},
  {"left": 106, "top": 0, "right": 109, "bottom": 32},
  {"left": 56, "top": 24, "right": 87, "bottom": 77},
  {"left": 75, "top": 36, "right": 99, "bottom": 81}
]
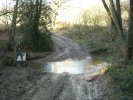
[{"left": 0, "top": 11, "right": 13, "bottom": 16}]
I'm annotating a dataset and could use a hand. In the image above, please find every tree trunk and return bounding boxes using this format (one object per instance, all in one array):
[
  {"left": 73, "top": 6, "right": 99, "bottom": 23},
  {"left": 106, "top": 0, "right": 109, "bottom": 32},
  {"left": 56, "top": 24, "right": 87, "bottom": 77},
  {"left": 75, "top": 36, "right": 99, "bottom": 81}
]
[
  {"left": 126, "top": 0, "right": 133, "bottom": 61},
  {"left": 109, "top": 0, "right": 124, "bottom": 38},
  {"left": 8, "top": 0, "right": 19, "bottom": 61},
  {"left": 9, "top": 0, "right": 19, "bottom": 45},
  {"left": 29, "top": 0, "right": 34, "bottom": 36},
  {"left": 116, "top": 0, "right": 123, "bottom": 34},
  {"left": 110, "top": 20, "right": 117, "bottom": 41},
  {"left": 32, "top": 0, "right": 42, "bottom": 42},
  {"left": 33, "top": 0, "right": 39, "bottom": 41},
  {"left": 102, "top": 0, "right": 117, "bottom": 39}
]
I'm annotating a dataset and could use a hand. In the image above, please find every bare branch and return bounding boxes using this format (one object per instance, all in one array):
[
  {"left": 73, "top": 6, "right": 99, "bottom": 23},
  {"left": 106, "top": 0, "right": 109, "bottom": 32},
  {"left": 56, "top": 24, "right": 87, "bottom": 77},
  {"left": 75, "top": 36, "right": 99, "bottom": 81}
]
[{"left": 0, "top": 11, "right": 13, "bottom": 16}]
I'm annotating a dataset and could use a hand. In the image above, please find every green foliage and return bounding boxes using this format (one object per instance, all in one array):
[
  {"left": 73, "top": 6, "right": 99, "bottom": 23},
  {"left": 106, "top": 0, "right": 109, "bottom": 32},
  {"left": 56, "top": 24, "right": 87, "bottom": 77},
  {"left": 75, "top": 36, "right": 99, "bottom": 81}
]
[
  {"left": 1, "top": 55, "right": 14, "bottom": 66},
  {"left": 18, "top": 0, "right": 54, "bottom": 52},
  {"left": 109, "top": 63, "right": 133, "bottom": 99},
  {"left": 0, "top": 51, "right": 14, "bottom": 66},
  {"left": 22, "top": 32, "right": 53, "bottom": 52},
  {"left": 0, "top": 40, "right": 8, "bottom": 50},
  {"left": 18, "top": 0, "right": 54, "bottom": 31}
]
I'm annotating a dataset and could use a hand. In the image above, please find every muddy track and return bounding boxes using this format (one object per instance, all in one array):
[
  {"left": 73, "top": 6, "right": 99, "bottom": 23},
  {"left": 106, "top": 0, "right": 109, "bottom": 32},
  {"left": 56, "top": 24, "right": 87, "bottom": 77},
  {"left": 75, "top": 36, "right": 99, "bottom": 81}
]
[
  {"left": 34, "top": 35, "right": 88, "bottom": 63},
  {"left": 0, "top": 35, "right": 110, "bottom": 100},
  {"left": 25, "top": 35, "right": 110, "bottom": 100}
]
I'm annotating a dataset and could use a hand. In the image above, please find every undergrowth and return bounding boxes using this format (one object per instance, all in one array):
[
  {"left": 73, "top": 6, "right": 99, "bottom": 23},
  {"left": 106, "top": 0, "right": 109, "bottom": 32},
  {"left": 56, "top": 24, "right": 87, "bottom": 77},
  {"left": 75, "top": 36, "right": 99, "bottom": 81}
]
[
  {"left": 22, "top": 32, "right": 53, "bottom": 52},
  {"left": 62, "top": 24, "right": 126, "bottom": 60},
  {"left": 109, "top": 63, "right": 133, "bottom": 100}
]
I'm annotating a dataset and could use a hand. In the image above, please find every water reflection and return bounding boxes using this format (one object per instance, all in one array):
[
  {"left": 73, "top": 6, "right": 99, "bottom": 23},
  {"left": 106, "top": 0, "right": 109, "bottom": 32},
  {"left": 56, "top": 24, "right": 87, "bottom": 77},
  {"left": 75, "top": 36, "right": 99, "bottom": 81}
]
[{"left": 43, "top": 56, "right": 108, "bottom": 74}]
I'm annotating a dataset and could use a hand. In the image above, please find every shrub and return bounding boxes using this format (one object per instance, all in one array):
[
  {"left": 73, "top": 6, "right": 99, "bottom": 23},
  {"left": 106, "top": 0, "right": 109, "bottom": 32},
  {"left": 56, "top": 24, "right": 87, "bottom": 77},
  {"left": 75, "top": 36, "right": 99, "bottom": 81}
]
[{"left": 22, "top": 32, "right": 53, "bottom": 52}]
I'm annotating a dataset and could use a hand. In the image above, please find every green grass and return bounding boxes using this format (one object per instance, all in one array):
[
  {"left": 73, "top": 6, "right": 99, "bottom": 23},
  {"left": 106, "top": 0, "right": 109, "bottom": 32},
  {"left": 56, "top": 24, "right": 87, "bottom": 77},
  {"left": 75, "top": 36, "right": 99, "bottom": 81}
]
[{"left": 109, "top": 63, "right": 133, "bottom": 100}]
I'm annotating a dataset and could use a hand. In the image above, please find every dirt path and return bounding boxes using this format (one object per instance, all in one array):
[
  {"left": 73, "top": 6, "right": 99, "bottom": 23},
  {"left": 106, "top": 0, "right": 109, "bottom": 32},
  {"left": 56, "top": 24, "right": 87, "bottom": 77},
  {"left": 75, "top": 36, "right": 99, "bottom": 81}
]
[
  {"left": 33, "top": 35, "right": 88, "bottom": 63},
  {"left": 0, "top": 35, "right": 110, "bottom": 100}
]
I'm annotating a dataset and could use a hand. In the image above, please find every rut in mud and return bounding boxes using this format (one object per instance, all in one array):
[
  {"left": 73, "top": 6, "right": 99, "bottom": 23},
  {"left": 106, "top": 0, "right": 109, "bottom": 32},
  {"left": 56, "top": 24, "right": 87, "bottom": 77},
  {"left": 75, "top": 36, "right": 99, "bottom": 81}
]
[{"left": 0, "top": 35, "right": 110, "bottom": 100}]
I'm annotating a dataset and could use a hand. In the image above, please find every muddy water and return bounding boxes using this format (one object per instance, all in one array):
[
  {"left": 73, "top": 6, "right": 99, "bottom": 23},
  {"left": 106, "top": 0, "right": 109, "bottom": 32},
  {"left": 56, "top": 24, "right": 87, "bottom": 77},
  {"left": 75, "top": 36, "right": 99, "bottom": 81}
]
[
  {"left": 42, "top": 56, "right": 108, "bottom": 75},
  {"left": 30, "top": 35, "right": 108, "bottom": 75}
]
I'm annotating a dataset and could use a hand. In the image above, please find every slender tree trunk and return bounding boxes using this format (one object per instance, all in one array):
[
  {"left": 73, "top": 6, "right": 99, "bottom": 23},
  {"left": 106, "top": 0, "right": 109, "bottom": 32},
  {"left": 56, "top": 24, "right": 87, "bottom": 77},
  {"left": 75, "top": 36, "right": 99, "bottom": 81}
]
[
  {"left": 110, "top": 20, "right": 117, "bottom": 40},
  {"left": 33, "top": 0, "right": 39, "bottom": 41},
  {"left": 33, "top": 0, "right": 42, "bottom": 41},
  {"left": 8, "top": 0, "right": 19, "bottom": 61},
  {"left": 116, "top": 0, "right": 123, "bottom": 33},
  {"left": 102, "top": 0, "right": 117, "bottom": 39},
  {"left": 9, "top": 0, "right": 19, "bottom": 45},
  {"left": 38, "top": 0, "right": 42, "bottom": 20},
  {"left": 29, "top": 1, "right": 33, "bottom": 36},
  {"left": 126, "top": 0, "right": 133, "bottom": 61},
  {"left": 109, "top": 0, "right": 124, "bottom": 38}
]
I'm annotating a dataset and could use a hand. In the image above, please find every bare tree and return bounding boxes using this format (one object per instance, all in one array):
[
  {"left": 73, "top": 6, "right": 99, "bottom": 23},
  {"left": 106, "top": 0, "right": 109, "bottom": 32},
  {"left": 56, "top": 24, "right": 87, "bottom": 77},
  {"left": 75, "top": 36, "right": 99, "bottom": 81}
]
[
  {"left": 116, "top": 0, "right": 123, "bottom": 32},
  {"left": 126, "top": 0, "right": 133, "bottom": 61},
  {"left": 102, "top": 0, "right": 125, "bottom": 39},
  {"left": 0, "top": 0, "right": 13, "bottom": 16},
  {"left": 0, "top": 0, "right": 13, "bottom": 33},
  {"left": 8, "top": 0, "right": 19, "bottom": 61},
  {"left": 9, "top": 0, "right": 19, "bottom": 44},
  {"left": 81, "top": 8, "right": 103, "bottom": 26},
  {"left": 50, "top": 0, "right": 69, "bottom": 25}
]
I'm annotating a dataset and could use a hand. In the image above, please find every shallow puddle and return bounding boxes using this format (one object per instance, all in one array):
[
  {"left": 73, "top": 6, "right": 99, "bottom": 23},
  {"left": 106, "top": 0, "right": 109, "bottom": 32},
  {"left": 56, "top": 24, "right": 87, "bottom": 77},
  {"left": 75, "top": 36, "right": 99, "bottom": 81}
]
[{"left": 43, "top": 56, "right": 108, "bottom": 74}]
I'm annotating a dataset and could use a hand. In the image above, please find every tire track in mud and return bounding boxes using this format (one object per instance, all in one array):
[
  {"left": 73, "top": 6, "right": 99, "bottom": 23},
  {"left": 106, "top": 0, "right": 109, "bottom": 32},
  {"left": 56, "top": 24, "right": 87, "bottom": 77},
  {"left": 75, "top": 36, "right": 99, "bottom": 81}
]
[
  {"left": 52, "top": 35, "right": 87, "bottom": 58},
  {"left": 27, "top": 73, "right": 70, "bottom": 100},
  {"left": 0, "top": 35, "right": 110, "bottom": 100},
  {"left": 11, "top": 73, "right": 53, "bottom": 100},
  {"left": 11, "top": 35, "right": 109, "bottom": 100}
]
